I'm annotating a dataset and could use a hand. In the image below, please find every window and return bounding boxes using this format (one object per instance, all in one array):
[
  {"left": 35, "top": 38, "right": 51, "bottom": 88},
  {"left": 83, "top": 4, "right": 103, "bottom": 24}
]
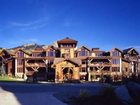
[
  {"left": 17, "top": 59, "right": 23, "bottom": 65},
  {"left": 82, "top": 60, "right": 86, "bottom": 64},
  {"left": 125, "top": 68, "right": 128, "bottom": 72},
  {"left": 80, "top": 67, "right": 86, "bottom": 72},
  {"left": 90, "top": 67, "right": 94, "bottom": 71},
  {"left": 96, "top": 53, "right": 102, "bottom": 56},
  {"left": 112, "top": 67, "right": 120, "bottom": 72},
  {"left": 17, "top": 51, "right": 24, "bottom": 57},
  {"left": 41, "top": 52, "right": 46, "bottom": 57},
  {"left": 112, "top": 51, "right": 120, "bottom": 56},
  {"left": 32, "top": 53, "right": 40, "bottom": 57},
  {"left": 112, "top": 59, "right": 120, "bottom": 64},
  {"left": 17, "top": 68, "right": 23, "bottom": 73},
  {"left": 79, "top": 49, "right": 88, "bottom": 56},
  {"left": 48, "top": 50, "right": 55, "bottom": 56}
]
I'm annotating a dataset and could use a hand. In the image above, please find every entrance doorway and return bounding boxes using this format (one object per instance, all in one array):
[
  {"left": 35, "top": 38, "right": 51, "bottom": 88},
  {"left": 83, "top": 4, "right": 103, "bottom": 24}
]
[{"left": 63, "top": 67, "right": 73, "bottom": 81}]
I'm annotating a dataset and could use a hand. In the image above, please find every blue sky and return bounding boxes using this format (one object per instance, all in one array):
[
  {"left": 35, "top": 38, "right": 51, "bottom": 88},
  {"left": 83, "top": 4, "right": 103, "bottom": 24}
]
[{"left": 0, "top": 0, "right": 140, "bottom": 51}]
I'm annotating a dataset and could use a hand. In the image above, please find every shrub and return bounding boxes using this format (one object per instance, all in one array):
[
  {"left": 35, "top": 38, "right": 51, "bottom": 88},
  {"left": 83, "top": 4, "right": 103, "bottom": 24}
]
[{"left": 69, "top": 87, "right": 123, "bottom": 105}]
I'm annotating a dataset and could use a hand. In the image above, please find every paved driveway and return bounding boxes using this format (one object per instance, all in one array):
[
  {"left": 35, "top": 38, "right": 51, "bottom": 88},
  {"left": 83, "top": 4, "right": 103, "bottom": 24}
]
[
  {"left": 0, "top": 86, "right": 66, "bottom": 105},
  {"left": 0, "top": 82, "right": 108, "bottom": 105}
]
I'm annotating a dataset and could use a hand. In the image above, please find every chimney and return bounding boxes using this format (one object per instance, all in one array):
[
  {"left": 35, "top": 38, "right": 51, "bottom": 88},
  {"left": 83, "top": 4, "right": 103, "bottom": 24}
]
[{"left": 92, "top": 48, "right": 99, "bottom": 51}]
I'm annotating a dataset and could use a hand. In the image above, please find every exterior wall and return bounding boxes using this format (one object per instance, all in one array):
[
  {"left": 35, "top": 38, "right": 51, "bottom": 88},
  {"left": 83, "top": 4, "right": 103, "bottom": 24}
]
[
  {"left": 73, "top": 67, "right": 80, "bottom": 79},
  {"left": 70, "top": 48, "right": 74, "bottom": 58},
  {"left": 138, "top": 59, "right": 140, "bottom": 76},
  {"left": 91, "top": 53, "right": 96, "bottom": 57},
  {"left": 60, "top": 47, "right": 75, "bottom": 58},
  {"left": 14, "top": 59, "right": 23, "bottom": 78},
  {"left": 15, "top": 51, "right": 24, "bottom": 78},
  {"left": 122, "top": 61, "right": 130, "bottom": 78},
  {"left": 7, "top": 61, "right": 13, "bottom": 76},
  {"left": 60, "top": 48, "right": 65, "bottom": 57}
]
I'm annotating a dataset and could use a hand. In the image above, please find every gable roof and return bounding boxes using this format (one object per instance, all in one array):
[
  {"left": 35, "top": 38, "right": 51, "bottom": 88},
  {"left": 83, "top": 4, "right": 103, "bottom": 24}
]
[
  {"left": 123, "top": 48, "right": 132, "bottom": 54},
  {"left": 0, "top": 49, "right": 15, "bottom": 56},
  {"left": 123, "top": 47, "right": 139, "bottom": 55},
  {"left": 111, "top": 48, "right": 122, "bottom": 53},
  {"left": 53, "top": 58, "right": 81, "bottom": 66},
  {"left": 14, "top": 48, "right": 31, "bottom": 55}
]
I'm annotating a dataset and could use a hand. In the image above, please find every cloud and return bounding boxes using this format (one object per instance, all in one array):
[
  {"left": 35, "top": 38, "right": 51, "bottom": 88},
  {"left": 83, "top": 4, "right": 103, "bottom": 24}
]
[{"left": 9, "top": 17, "right": 49, "bottom": 30}]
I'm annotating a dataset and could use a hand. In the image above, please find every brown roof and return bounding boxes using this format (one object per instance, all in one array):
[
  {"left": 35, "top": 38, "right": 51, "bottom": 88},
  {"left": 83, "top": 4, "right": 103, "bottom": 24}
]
[
  {"left": 0, "top": 49, "right": 15, "bottom": 56},
  {"left": 53, "top": 58, "right": 64, "bottom": 64},
  {"left": 123, "top": 47, "right": 139, "bottom": 55},
  {"left": 53, "top": 58, "right": 81, "bottom": 66},
  {"left": 88, "top": 56, "right": 111, "bottom": 59},
  {"left": 57, "top": 37, "right": 78, "bottom": 44}
]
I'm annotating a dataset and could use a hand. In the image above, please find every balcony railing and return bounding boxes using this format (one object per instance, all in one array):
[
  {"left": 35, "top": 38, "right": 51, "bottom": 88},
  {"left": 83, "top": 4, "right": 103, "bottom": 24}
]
[
  {"left": 90, "top": 70, "right": 111, "bottom": 74},
  {"left": 89, "top": 62, "right": 111, "bottom": 66},
  {"left": 26, "top": 63, "right": 46, "bottom": 67}
]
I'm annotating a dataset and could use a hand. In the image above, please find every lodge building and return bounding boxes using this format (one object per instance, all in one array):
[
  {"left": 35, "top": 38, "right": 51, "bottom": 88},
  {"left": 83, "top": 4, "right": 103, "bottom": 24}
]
[{"left": 0, "top": 37, "right": 139, "bottom": 82}]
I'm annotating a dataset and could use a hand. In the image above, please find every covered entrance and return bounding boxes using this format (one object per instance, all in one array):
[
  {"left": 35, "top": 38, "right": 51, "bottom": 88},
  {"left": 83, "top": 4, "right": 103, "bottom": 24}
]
[
  {"left": 53, "top": 58, "right": 81, "bottom": 82},
  {"left": 63, "top": 67, "right": 73, "bottom": 81}
]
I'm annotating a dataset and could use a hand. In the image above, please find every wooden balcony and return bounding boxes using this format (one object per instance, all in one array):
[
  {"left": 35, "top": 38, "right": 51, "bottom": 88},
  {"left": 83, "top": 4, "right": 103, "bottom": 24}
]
[
  {"left": 25, "top": 57, "right": 46, "bottom": 60},
  {"left": 89, "top": 63, "right": 111, "bottom": 67},
  {"left": 129, "top": 57, "right": 138, "bottom": 62},
  {"left": 90, "top": 70, "right": 111, "bottom": 75},
  {"left": 88, "top": 56, "right": 111, "bottom": 59}
]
